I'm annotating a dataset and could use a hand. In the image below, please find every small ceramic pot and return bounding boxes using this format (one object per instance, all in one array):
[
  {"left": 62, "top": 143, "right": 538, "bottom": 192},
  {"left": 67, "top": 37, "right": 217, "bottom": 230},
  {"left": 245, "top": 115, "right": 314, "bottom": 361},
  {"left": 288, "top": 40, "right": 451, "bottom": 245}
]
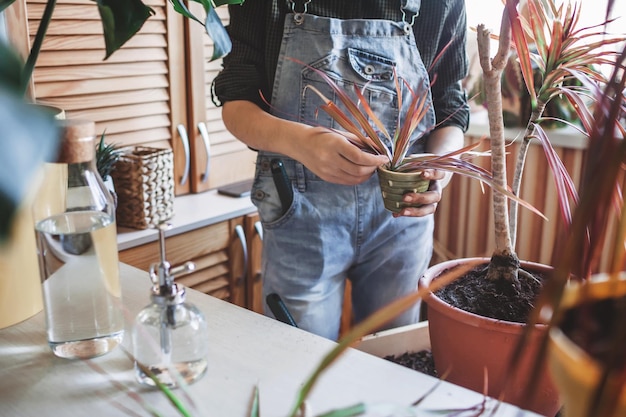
[{"left": 377, "top": 166, "right": 430, "bottom": 213}]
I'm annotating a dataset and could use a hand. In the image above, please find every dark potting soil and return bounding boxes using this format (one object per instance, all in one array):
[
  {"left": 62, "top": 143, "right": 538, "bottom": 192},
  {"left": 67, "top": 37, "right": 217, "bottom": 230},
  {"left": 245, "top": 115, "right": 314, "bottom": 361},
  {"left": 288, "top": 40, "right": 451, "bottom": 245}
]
[
  {"left": 384, "top": 350, "right": 438, "bottom": 377},
  {"left": 434, "top": 263, "right": 544, "bottom": 323}
]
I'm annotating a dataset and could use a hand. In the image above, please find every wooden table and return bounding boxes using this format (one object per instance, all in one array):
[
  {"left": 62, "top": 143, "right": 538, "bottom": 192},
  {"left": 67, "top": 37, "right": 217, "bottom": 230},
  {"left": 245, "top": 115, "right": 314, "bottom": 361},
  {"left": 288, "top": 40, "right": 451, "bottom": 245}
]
[{"left": 0, "top": 263, "right": 542, "bottom": 417}]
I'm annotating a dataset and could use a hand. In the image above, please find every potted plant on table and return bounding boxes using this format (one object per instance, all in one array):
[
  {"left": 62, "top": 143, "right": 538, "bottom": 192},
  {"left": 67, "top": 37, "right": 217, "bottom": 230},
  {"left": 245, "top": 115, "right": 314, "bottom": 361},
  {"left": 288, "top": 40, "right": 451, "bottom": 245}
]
[
  {"left": 416, "top": 0, "right": 626, "bottom": 415},
  {"left": 300, "top": 57, "right": 536, "bottom": 215}
]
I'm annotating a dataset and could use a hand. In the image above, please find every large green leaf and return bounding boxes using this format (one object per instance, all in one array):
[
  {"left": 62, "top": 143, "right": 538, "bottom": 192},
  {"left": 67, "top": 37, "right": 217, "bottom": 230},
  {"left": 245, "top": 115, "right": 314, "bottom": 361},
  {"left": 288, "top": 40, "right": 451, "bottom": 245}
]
[
  {"left": 95, "top": 0, "right": 155, "bottom": 59},
  {"left": 0, "top": 0, "right": 17, "bottom": 13}
]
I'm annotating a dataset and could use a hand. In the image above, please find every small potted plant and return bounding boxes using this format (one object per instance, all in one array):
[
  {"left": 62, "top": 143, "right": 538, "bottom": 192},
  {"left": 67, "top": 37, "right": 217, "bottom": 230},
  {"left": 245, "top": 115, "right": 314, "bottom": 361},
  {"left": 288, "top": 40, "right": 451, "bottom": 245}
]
[
  {"left": 94, "top": 131, "right": 122, "bottom": 206},
  {"left": 300, "top": 58, "right": 533, "bottom": 214}
]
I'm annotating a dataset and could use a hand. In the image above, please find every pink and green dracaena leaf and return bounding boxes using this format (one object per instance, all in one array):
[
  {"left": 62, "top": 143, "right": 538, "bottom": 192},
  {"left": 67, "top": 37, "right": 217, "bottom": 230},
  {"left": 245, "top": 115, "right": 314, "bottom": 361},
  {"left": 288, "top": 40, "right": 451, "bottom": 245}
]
[
  {"left": 304, "top": 83, "right": 391, "bottom": 159},
  {"left": 507, "top": 0, "right": 537, "bottom": 108},
  {"left": 531, "top": 126, "right": 579, "bottom": 227}
]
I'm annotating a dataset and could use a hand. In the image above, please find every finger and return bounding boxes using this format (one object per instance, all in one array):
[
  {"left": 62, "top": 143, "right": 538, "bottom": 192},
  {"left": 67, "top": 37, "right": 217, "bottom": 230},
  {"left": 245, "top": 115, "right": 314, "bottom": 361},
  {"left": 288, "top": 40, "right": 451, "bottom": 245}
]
[
  {"left": 402, "top": 189, "right": 441, "bottom": 206},
  {"left": 339, "top": 142, "right": 389, "bottom": 167},
  {"left": 393, "top": 202, "right": 438, "bottom": 218},
  {"left": 421, "top": 169, "right": 445, "bottom": 181}
]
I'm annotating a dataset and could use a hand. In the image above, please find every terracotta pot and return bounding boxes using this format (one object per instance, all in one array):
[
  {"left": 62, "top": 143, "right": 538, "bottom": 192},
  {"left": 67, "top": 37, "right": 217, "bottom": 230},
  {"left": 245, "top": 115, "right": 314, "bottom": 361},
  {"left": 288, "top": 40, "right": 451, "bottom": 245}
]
[
  {"left": 377, "top": 166, "right": 429, "bottom": 213},
  {"left": 548, "top": 273, "right": 626, "bottom": 417},
  {"left": 418, "top": 257, "right": 561, "bottom": 417}
]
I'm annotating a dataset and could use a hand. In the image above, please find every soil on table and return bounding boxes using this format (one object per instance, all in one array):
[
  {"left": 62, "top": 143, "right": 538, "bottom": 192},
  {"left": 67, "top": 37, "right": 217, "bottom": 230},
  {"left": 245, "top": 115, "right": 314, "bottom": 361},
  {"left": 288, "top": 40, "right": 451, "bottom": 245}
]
[{"left": 384, "top": 349, "right": 437, "bottom": 377}]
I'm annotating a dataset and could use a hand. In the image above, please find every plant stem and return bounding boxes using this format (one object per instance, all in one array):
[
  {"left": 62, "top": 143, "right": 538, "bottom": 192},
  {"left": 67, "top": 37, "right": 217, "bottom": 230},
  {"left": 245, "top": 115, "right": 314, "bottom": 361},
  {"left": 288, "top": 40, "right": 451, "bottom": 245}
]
[
  {"left": 21, "top": 0, "right": 56, "bottom": 96},
  {"left": 509, "top": 102, "right": 547, "bottom": 247}
]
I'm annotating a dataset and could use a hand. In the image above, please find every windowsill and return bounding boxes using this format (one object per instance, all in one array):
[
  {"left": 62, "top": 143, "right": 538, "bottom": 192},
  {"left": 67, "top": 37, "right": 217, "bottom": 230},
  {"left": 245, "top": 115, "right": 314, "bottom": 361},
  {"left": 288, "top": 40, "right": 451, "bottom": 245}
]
[{"left": 467, "top": 109, "right": 589, "bottom": 150}]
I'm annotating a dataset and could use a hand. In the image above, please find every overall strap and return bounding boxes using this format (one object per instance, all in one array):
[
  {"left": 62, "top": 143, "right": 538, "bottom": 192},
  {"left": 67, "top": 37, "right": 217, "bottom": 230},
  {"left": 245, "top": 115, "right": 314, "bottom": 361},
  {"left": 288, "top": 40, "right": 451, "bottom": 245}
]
[
  {"left": 401, "top": 0, "right": 421, "bottom": 26},
  {"left": 286, "top": 1, "right": 422, "bottom": 22}
]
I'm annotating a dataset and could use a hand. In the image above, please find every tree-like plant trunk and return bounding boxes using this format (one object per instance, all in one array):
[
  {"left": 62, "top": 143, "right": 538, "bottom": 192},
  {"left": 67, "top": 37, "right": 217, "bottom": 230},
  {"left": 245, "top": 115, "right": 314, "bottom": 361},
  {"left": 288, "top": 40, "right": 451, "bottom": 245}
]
[{"left": 477, "top": 6, "right": 521, "bottom": 283}]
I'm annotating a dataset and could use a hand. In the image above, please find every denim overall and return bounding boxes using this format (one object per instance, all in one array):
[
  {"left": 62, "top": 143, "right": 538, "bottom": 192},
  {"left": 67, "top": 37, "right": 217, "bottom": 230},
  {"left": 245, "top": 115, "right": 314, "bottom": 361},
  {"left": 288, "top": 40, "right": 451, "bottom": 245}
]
[{"left": 252, "top": 0, "right": 436, "bottom": 340}]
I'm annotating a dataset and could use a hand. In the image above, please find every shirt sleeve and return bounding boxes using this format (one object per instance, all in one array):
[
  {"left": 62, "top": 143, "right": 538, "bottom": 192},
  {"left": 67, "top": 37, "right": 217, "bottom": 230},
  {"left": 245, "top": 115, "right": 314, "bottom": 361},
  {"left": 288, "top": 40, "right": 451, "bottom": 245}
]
[
  {"left": 212, "top": 1, "right": 272, "bottom": 110},
  {"left": 415, "top": 0, "right": 470, "bottom": 133}
]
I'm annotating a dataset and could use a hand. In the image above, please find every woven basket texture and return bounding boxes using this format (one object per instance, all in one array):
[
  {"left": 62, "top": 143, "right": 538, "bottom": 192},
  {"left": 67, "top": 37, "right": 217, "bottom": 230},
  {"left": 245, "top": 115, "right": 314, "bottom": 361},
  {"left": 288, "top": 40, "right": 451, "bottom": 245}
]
[{"left": 111, "top": 146, "right": 174, "bottom": 229}]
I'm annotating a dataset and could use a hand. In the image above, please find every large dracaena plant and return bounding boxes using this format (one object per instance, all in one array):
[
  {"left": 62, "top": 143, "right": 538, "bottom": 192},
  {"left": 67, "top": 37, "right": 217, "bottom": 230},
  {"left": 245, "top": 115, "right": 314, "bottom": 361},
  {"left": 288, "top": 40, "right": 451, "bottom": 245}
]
[{"left": 479, "top": 0, "right": 624, "bottom": 284}]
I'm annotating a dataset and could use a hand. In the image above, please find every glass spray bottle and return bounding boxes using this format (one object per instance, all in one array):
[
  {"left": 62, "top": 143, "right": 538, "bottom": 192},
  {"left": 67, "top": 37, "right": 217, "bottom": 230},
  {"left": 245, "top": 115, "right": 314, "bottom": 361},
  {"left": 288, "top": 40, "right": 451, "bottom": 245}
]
[{"left": 132, "top": 222, "right": 208, "bottom": 388}]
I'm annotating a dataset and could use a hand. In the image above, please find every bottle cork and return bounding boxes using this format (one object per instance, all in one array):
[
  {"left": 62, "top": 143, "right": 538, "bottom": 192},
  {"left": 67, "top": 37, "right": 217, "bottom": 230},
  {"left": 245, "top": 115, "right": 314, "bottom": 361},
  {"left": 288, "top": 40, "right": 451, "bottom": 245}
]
[{"left": 56, "top": 119, "right": 96, "bottom": 164}]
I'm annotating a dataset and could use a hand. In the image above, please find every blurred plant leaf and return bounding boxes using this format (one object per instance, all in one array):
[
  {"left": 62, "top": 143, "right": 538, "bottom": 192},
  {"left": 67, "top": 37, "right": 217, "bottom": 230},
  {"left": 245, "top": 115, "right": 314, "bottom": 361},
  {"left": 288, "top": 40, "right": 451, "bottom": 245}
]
[
  {"left": 315, "top": 404, "right": 367, "bottom": 417},
  {"left": 0, "top": 89, "right": 60, "bottom": 242},
  {"left": 249, "top": 386, "right": 260, "bottom": 417},
  {"left": 0, "top": 42, "right": 25, "bottom": 95},
  {"left": 0, "top": 0, "right": 17, "bottom": 13},
  {"left": 96, "top": 0, "right": 155, "bottom": 59},
  {"left": 204, "top": 5, "right": 231, "bottom": 61}
]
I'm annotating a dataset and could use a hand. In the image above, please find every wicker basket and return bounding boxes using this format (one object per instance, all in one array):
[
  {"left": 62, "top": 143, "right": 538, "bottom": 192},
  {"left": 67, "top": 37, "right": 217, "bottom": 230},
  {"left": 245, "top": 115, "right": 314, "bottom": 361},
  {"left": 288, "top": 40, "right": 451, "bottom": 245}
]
[{"left": 111, "top": 146, "right": 175, "bottom": 229}]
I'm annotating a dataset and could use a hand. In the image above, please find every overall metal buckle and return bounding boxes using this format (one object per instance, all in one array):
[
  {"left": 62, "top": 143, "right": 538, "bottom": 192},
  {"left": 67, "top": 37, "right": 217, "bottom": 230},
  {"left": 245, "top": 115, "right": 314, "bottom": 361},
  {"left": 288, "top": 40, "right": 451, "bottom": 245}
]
[
  {"left": 289, "top": 0, "right": 311, "bottom": 24},
  {"left": 401, "top": 9, "right": 418, "bottom": 29}
]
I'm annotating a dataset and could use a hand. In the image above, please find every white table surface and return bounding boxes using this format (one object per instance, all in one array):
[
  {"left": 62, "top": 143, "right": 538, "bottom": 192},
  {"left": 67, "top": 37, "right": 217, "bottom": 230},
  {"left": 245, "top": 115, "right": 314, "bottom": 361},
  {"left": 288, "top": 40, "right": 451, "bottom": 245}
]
[{"left": 0, "top": 263, "right": 543, "bottom": 417}]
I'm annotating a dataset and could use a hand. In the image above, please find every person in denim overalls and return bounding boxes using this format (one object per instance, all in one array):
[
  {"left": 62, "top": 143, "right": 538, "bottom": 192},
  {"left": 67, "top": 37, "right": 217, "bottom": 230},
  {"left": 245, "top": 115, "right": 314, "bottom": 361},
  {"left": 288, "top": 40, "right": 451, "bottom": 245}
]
[{"left": 215, "top": 1, "right": 469, "bottom": 340}]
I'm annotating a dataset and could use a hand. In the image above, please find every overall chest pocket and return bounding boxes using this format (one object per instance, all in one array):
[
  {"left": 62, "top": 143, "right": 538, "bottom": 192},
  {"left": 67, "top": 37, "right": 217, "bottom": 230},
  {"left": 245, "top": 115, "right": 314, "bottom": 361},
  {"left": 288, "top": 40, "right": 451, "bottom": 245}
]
[{"left": 300, "top": 48, "right": 400, "bottom": 149}]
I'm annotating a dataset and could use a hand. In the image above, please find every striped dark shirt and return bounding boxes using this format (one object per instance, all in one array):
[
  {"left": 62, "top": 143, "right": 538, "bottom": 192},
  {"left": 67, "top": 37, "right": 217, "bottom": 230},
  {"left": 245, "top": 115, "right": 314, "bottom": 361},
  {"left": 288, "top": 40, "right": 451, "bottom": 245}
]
[{"left": 213, "top": 0, "right": 470, "bottom": 132}]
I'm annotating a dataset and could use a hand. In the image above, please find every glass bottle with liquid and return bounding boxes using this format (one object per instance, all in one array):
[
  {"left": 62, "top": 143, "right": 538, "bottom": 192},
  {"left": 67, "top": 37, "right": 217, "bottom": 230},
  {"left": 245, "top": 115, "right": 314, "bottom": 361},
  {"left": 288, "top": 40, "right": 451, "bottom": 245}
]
[
  {"left": 32, "top": 119, "right": 123, "bottom": 359},
  {"left": 133, "top": 223, "right": 208, "bottom": 388}
]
